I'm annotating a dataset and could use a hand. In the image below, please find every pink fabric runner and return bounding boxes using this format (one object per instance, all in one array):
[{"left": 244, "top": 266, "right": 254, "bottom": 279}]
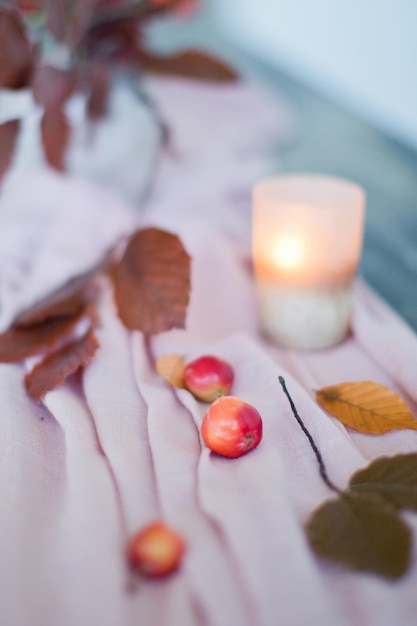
[{"left": 1, "top": 78, "right": 417, "bottom": 626}]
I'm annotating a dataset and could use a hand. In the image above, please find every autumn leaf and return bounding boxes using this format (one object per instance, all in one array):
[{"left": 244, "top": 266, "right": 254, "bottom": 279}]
[
  {"left": 316, "top": 381, "right": 417, "bottom": 434},
  {"left": 0, "top": 308, "right": 87, "bottom": 363},
  {"left": 0, "top": 120, "right": 20, "bottom": 182},
  {"left": 139, "top": 50, "right": 239, "bottom": 83},
  {"left": 156, "top": 354, "right": 186, "bottom": 388},
  {"left": 69, "top": 0, "right": 101, "bottom": 49},
  {"left": 44, "top": 0, "right": 68, "bottom": 41},
  {"left": 0, "top": 8, "right": 34, "bottom": 89},
  {"left": 349, "top": 454, "right": 417, "bottom": 512},
  {"left": 25, "top": 331, "right": 99, "bottom": 400},
  {"left": 41, "top": 106, "right": 71, "bottom": 171},
  {"left": 86, "top": 63, "right": 111, "bottom": 121},
  {"left": 32, "top": 66, "right": 76, "bottom": 110},
  {"left": 306, "top": 492, "right": 411, "bottom": 580},
  {"left": 114, "top": 227, "right": 191, "bottom": 334},
  {"left": 14, "top": 266, "right": 101, "bottom": 327}
]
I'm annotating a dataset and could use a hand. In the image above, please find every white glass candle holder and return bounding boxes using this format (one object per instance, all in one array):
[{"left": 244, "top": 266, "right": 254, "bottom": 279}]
[{"left": 252, "top": 174, "right": 365, "bottom": 349}]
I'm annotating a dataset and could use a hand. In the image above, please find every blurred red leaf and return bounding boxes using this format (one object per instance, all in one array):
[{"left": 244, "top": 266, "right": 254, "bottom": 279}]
[
  {"left": 25, "top": 331, "right": 99, "bottom": 400},
  {"left": 44, "top": 0, "right": 68, "bottom": 41},
  {"left": 0, "top": 309, "right": 88, "bottom": 363},
  {"left": 139, "top": 50, "right": 238, "bottom": 83},
  {"left": 84, "top": 19, "right": 139, "bottom": 62},
  {"left": 0, "top": 8, "right": 34, "bottom": 89},
  {"left": 32, "top": 66, "right": 76, "bottom": 109},
  {"left": 17, "top": 0, "right": 42, "bottom": 16},
  {"left": 86, "top": 63, "right": 111, "bottom": 120},
  {"left": 114, "top": 227, "right": 191, "bottom": 334},
  {"left": 150, "top": 0, "right": 198, "bottom": 15},
  {"left": 14, "top": 268, "right": 100, "bottom": 328},
  {"left": 70, "top": 0, "right": 101, "bottom": 49},
  {"left": 41, "top": 106, "right": 71, "bottom": 171},
  {"left": 0, "top": 120, "right": 20, "bottom": 181},
  {"left": 173, "top": 0, "right": 199, "bottom": 16},
  {"left": 90, "top": 0, "right": 177, "bottom": 28}
]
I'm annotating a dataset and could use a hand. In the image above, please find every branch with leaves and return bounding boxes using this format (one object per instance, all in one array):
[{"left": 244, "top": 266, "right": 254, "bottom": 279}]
[
  {"left": 0, "top": 227, "right": 191, "bottom": 400},
  {"left": 279, "top": 376, "right": 417, "bottom": 580},
  {"left": 0, "top": 0, "right": 238, "bottom": 177}
]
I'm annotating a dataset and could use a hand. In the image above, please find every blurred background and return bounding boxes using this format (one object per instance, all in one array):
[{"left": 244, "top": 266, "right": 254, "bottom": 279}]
[{"left": 150, "top": 0, "right": 417, "bottom": 330}]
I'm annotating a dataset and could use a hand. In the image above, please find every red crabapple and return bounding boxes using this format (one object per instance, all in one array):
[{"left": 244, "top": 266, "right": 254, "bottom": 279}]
[
  {"left": 183, "top": 355, "right": 234, "bottom": 402},
  {"left": 201, "top": 396, "right": 263, "bottom": 458},
  {"left": 127, "top": 521, "right": 186, "bottom": 578}
]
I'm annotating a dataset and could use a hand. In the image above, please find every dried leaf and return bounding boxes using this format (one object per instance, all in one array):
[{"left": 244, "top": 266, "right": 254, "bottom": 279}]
[
  {"left": 91, "top": 0, "right": 178, "bottom": 29},
  {"left": 70, "top": 0, "right": 100, "bottom": 49},
  {"left": 0, "top": 120, "right": 20, "bottom": 182},
  {"left": 0, "top": 8, "right": 33, "bottom": 89},
  {"left": 17, "top": 1, "right": 42, "bottom": 16},
  {"left": 84, "top": 18, "right": 139, "bottom": 62},
  {"left": 0, "top": 308, "right": 87, "bottom": 363},
  {"left": 86, "top": 63, "right": 110, "bottom": 120},
  {"left": 316, "top": 381, "right": 417, "bottom": 434},
  {"left": 25, "top": 331, "right": 99, "bottom": 400},
  {"left": 41, "top": 106, "right": 71, "bottom": 171},
  {"left": 44, "top": 0, "right": 68, "bottom": 41},
  {"left": 349, "top": 454, "right": 417, "bottom": 512},
  {"left": 139, "top": 50, "right": 239, "bottom": 83},
  {"left": 114, "top": 227, "right": 191, "bottom": 334},
  {"left": 14, "top": 269, "right": 100, "bottom": 328},
  {"left": 306, "top": 492, "right": 411, "bottom": 580},
  {"left": 32, "top": 66, "right": 76, "bottom": 109},
  {"left": 156, "top": 354, "right": 186, "bottom": 388}
]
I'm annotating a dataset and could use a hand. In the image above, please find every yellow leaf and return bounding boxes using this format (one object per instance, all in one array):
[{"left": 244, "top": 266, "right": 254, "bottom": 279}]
[
  {"left": 316, "top": 381, "right": 417, "bottom": 435},
  {"left": 156, "top": 354, "right": 186, "bottom": 389}
]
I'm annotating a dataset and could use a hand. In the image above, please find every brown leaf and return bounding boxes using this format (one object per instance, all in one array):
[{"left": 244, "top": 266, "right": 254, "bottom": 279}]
[
  {"left": 349, "top": 454, "right": 417, "bottom": 512},
  {"left": 25, "top": 331, "right": 99, "bottom": 400},
  {"left": 32, "top": 66, "right": 76, "bottom": 109},
  {"left": 306, "top": 492, "right": 411, "bottom": 580},
  {"left": 41, "top": 106, "right": 71, "bottom": 171},
  {"left": 156, "top": 354, "right": 186, "bottom": 388},
  {"left": 86, "top": 63, "right": 111, "bottom": 121},
  {"left": 316, "top": 381, "right": 417, "bottom": 434},
  {"left": 139, "top": 50, "right": 239, "bottom": 83},
  {"left": 0, "top": 8, "right": 34, "bottom": 89},
  {"left": 14, "top": 268, "right": 100, "bottom": 328},
  {"left": 90, "top": 0, "right": 179, "bottom": 30},
  {"left": 114, "top": 227, "right": 191, "bottom": 334},
  {"left": 0, "top": 120, "right": 20, "bottom": 181},
  {"left": 44, "top": 0, "right": 68, "bottom": 41},
  {"left": 70, "top": 0, "right": 101, "bottom": 49},
  {"left": 0, "top": 308, "right": 87, "bottom": 363}
]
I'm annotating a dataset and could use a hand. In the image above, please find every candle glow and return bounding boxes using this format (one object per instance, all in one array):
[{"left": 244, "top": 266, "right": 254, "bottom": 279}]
[
  {"left": 273, "top": 235, "right": 304, "bottom": 269},
  {"left": 252, "top": 175, "right": 365, "bottom": 349}
]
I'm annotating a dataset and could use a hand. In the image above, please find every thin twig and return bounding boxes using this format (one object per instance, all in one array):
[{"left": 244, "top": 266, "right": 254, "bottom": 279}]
[{"left": 278, "top": 376, "right": 342, "bottom": 494}]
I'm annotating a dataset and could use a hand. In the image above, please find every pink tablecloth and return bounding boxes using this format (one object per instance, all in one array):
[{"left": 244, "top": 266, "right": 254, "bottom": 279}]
[{"left": 1, "top": 78, "right": 417, "bottom": 626}]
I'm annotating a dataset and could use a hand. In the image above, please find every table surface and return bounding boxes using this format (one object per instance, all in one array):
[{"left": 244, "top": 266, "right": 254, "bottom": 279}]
[
  {"left": 2, "top": 35, "right": 417, "bottom": 626},
  {"left": 151, "top": 11, "right": 417, "bottom": 332}
]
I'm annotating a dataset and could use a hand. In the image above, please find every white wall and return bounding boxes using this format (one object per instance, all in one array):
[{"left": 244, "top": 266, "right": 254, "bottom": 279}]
[{"left": 211, "top": 0, "right": 417, "bottom": 149}]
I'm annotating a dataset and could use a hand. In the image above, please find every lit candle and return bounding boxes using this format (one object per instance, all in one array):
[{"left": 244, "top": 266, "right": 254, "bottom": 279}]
[{"left": 252, "top": 174, "right": 365, "bottom": 349}]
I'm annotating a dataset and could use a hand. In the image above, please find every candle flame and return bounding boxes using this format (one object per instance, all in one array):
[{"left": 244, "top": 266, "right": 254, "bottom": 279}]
[{"left": 273, "top": 235, "right": 304, "bottom": 269}]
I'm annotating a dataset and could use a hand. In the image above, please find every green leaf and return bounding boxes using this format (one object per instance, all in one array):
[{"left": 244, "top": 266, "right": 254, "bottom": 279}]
[
  {"left": 349, "top": 454, "right": 417, "bottom": 512},
  {"left": 306, "top": 492, "right": 411, "bottom": 580}
]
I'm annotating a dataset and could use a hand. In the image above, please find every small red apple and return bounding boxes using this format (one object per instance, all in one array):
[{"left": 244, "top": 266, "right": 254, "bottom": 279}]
[
  {"left": 183, "top": 355, "right": 234, "bottom": 402},
  {"left": 127, "top": 521, "right": 186, "bottom": 578},
  {"left": 201, "top": 396, "right": 263, "bottom": 458}
]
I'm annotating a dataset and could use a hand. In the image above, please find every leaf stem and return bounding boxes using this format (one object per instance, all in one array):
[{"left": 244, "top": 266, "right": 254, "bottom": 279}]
[{"left": 278, "top": 376, "right": 342, "bottom": 495}]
